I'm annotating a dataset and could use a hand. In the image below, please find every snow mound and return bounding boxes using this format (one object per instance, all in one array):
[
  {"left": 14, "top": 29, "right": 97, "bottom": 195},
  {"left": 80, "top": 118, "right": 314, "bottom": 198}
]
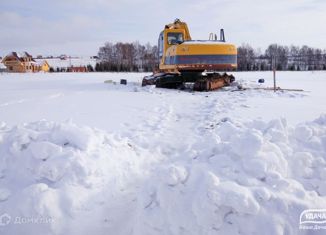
[
  {"left": 0, "top": 120, "right": 157, "bottom": 234},
  {"left": 0, "top": 116, "right": 326, "bottom": 234},
  {"left": 135, "top": 115, "right": 326, "bottom": 235}
]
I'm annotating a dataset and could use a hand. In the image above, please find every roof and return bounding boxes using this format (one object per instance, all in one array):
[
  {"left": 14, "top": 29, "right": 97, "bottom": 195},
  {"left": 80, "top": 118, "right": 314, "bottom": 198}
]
[
  {"left": 6, "top": 52, "right": 21, "bottom": 61},
  {"left": 32, "top": 60, "right": 49, "bottom": 66},
  {"left": 4, "top": 51, "right": 33, "bottom": 62},
  {"left": 21, "top": 52, "right": 32, "bottom": 58},
  {"left": 182, "top": 40, "right": 228, "bottom": 45}
]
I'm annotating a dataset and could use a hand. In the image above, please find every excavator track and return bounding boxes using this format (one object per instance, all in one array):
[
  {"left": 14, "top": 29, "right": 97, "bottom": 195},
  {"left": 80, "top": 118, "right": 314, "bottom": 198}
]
[
  {"left": 142, "top": 72, "right": 235, "bottom": 91},
  {"left": 193, "top": 73, "right": 235, "bottom": 91}
]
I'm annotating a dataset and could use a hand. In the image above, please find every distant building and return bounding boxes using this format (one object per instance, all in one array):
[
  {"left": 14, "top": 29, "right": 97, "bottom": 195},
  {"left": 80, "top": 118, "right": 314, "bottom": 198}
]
[
  {"left": 2, "top": 52, "right": 34, "bottom": 72},
  {"left": 1, "top": 52, "right": 49, "bottom": 73},
  {"left": 67, "top": 66, "right": 87, "bottom": 72},
  {"left": 60, "top": 55, "right": 68, "bottom": 60},
  {"left": 34, "top": 60, "right": 50, "bottom": 72}
]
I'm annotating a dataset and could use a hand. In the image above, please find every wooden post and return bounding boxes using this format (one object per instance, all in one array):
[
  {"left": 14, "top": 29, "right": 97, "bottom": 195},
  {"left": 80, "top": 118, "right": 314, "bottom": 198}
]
[{"left": 273, "top": 56, "right": 276, "bottom": 92}]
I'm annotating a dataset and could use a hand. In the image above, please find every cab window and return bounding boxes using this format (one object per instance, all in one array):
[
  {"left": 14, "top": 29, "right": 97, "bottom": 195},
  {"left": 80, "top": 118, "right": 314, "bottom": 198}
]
[
  {"left": 167, "top": 33, "right": 183, "bottom": 45},
  {"left": 158, "top": 31, "right": 164, "bottom": 61}
]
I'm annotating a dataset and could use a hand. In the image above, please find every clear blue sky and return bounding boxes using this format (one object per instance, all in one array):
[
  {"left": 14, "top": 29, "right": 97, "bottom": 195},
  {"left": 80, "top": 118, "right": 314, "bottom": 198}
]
[{"left": 1, "top": 0, "right": 325, "bottom": 56}]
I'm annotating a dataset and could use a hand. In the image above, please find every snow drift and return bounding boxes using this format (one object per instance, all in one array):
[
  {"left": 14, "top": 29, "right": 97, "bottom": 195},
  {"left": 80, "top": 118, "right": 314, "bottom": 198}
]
[{"left": 0, "top": 115, "right": 326, "bottom": 235}]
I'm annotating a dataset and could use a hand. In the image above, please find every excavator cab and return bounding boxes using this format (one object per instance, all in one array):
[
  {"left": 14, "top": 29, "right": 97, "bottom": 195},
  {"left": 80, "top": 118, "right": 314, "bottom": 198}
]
[{"left": 158, "top": 28, "right": 187, "bottom": 66}]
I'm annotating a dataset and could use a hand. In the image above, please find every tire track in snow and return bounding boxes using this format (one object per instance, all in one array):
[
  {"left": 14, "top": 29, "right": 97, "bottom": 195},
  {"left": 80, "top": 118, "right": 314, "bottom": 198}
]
[
  {"left": 0, "top": 99, "right": 27, "bottom": 107},
  {"left": 196, "top": 90, "right": 252, "bottom": 132}
]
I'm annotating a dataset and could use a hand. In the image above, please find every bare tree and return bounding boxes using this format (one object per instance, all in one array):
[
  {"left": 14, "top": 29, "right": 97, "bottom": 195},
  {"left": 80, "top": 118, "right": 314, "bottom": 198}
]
[
  {"left": 96, "top": 41, "right": 158, "bottom": 72},
  {"left": 237, "top": 44, "right": 256, "bottom": 71}
]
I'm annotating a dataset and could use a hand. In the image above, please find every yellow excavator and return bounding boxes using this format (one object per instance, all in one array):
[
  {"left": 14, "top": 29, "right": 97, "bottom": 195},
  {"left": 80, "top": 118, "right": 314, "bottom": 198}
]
[{"left": 142, "top": 19, "right": 237, "bottom": 91}]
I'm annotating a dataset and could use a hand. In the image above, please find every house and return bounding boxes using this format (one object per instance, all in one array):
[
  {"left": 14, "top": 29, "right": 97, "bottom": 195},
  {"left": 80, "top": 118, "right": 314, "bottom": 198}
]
[
  {"left": 2, "top": 52, "right": 33, "bottom": 72},
  {"left": 1, "top": 52, "right": 49, "bottom": 73},
  {"left": 34, "top": 60, "right": 50, "bottom": 72}
]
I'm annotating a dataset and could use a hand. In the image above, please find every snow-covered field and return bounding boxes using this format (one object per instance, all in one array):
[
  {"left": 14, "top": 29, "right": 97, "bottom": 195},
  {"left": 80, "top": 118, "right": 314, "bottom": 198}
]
[{"left": 0, "top": 71, "right": 325, "bottom": 235}]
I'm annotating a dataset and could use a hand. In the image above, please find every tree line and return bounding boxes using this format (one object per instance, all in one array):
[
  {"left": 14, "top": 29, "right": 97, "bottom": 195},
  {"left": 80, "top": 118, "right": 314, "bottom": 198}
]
[
  {"left": 238, "top": 44, "right": 326, "bottom": 71},
  {"left": 96, "top": 41, "right": 326, "bottom": 72},
  {"left": 96, "top": 41, "right": 158, "bottom": 72}
]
